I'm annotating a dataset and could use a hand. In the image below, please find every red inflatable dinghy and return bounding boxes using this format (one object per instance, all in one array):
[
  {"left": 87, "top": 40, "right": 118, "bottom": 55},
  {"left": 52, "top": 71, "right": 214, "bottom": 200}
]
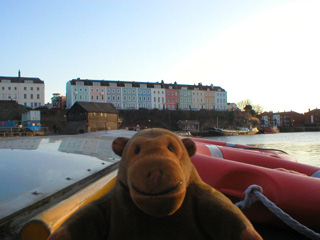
[{"left": 190, "top": 138, "right": 320, "bottom": 233}]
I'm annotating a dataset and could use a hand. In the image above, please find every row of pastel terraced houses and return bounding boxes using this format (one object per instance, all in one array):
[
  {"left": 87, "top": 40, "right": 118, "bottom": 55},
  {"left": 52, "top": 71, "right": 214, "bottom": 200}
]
[{"left": 66, "top": 79, "right": 228, "bottom": 111}]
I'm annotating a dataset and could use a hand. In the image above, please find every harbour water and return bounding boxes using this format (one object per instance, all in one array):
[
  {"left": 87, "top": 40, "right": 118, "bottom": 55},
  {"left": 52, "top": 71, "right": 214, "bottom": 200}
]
[{"left": 204, "top": 132, "right": 320, "bottom": 167}]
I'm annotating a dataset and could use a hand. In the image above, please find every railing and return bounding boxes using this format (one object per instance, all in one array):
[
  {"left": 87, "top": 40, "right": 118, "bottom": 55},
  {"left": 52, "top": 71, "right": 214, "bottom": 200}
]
[{"left": 0, "top": 127, "right": 47, "bottom": 137}]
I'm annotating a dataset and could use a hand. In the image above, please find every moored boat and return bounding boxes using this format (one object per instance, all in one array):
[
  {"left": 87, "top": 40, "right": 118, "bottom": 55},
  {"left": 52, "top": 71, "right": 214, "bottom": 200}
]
[
  {"left": 263, "top": 125, "right": 280, "bottom": 134},
  {"left": 208, "top": 127, "right": 259, "bottom": 136}
]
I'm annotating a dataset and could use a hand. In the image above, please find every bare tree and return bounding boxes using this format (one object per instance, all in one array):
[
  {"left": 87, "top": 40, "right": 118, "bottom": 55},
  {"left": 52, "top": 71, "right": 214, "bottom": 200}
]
[
  {"left": 237, "top": 99, "right": 264, "bottom": 115},
  {"left": 252, "top": 104, "right": 264, "bottom": 115},
  {"left": 237, "top": 99, "right": 252, "bottom": 110}
]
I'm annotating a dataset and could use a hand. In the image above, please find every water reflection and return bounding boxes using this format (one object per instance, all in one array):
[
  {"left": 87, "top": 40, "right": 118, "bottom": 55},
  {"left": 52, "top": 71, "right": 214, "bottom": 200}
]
[{"left": 205, "top": 132, "right": 320, "bottom": 167}]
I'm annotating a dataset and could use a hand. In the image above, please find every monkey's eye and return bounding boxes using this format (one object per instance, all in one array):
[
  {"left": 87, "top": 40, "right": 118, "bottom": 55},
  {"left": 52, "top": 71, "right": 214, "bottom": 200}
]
[
  {"left": 167, "top": 144, "right": 174, "bottom": 152},
  {"left": 134, "top": 146, "right": 140, "bottom": 154}
]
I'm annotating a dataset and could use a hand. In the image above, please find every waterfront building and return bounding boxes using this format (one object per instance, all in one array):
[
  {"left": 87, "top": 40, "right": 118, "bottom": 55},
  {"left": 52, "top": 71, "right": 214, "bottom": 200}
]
[
  {"left": 137, "top": 83, "right": 152, "bottom": 109},
  {"left": 192, "top": 86, "right": 204, "bottom": 110},
  {"left": 67, "top": 102, "right": 118, "bottom": 133},
  {"left": 227, "top": 103, "right": 238, "bottom": 111},
  {"left": 0, "top": 71, "right": 45, "bottom": 108},
  {"left": 66, "top": 79, "right": 90, "bottom": 108},
  {"left": 165, "top": 84, "right": 179, "bottom": 110},
  {"left": 51, "top": 93, "right": 66, "bottom": 109},
  {"left": 66, "top": 79, "right": 227, "bottom": 111},
  {"left": 304, "top": 108, "right": 320, "bottom": 126},
  {"left": 214, "top": 87, "right": 228, "bottom": 111},
  {"left": 259, "top": 111, "right": 304, "bottom": 127},
  {"left": 151, "top": 83, "right": 166, "bottom": 110},
  {"left": 179, "top": 86, "right": 193, "bottom": 110},
  {"left": 90, "top": 80, "right": 106, "bottom": 103},
  {"left": 122, "top": 82, "right": 137, "bottom": 109},
  {"left": 106, "top": 82, "right": 122, "bottom": 109},
  {"left": 203, "top": 86, "right": 216, "bottom": 110}
]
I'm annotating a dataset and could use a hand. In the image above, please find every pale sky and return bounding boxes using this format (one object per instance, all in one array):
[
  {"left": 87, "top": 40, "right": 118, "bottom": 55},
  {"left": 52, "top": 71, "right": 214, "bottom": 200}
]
[{"left": 1, "top": 0, "right": 319, "bottom": 113}]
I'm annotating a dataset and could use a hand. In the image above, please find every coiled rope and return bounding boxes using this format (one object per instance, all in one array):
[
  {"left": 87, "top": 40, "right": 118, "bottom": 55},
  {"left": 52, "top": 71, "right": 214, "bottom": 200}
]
[{"left": 235, "top": 185, "right": 320, "bottom": 240}]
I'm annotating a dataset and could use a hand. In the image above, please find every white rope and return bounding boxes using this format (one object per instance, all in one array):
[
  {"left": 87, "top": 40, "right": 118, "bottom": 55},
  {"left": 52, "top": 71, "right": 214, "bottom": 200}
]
[{"left": 235, "top": 184, "right": 320, "bottom": 240}]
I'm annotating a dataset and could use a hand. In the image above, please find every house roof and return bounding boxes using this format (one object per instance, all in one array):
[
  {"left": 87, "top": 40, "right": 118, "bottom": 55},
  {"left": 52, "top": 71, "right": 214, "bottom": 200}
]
[
  {"left": 74, "top": 102, "right": 118, "bottom": 114},
  {"left": 69, "top": 79, "right": 226, "bottom": 92},
  {"left": 0, "top": 76, "right": 44, "bottom": 84}
]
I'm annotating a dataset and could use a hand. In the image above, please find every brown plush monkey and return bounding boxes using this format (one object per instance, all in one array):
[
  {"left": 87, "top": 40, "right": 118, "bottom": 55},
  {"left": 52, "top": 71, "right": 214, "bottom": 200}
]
[{"left": 49, "top": 128, "right": 262, "bottom": 240}]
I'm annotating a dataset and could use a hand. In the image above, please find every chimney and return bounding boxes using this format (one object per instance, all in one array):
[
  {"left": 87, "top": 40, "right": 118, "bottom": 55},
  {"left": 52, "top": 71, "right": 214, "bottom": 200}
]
[{"left": 18, "top": 70, "right": 21, "bottom": 78}]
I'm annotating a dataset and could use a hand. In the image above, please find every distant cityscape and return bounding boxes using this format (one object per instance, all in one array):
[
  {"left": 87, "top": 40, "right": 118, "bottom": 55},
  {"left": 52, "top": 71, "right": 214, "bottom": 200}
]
[
  {"left": 0, "top": 72, "right": 319, "bottom": 131},
  {"left": 0, "top": 72, "right": 230, "bottom": 111}
]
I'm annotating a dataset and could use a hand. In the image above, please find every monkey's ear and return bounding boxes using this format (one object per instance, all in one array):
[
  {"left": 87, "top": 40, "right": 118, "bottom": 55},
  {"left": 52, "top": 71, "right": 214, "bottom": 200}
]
[
  {"left": 182, "top": 138, "right": 196, "bottom": 157},
  {"left": 112, "top": 137, "right": 130, "bottom": 157}
]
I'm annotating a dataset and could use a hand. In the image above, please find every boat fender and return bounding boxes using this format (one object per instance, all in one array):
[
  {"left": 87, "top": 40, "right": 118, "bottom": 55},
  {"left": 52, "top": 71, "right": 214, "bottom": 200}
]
[
  {"left": 311, "top": 170, "right": 320, "bottom": 178},
  {"left": 205, "top": 144, "right": 224, "bottom": 158},
  {"left": 236, "top": 185, "right": 320, "bottom": 240}
]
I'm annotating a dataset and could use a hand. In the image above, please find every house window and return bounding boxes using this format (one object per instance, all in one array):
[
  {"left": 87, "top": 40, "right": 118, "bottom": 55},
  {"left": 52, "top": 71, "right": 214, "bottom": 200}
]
[
  {"left": 24, "top": 87, "right": 27, "bottom": 90},
  {"left": 24, "top": 94, "right": 27, "bottom": 99},
  {"left": 37, "top": 94, "right": 40, "bottom": 99},
  {"left": 30, "top": 87, "right": 33, "bottom": 91},
  {"left": 30, "top": 94, "right": 33, "bottom": 99},
  {"left": 37, "top": 87, "right": 40, "bottom": 91}
]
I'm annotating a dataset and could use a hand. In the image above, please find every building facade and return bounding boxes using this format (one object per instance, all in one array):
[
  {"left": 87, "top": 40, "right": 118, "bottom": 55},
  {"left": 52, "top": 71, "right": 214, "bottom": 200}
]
[
  {"left": 259, "top": 111, "right": 304, "bottom": 127},
  {"left": 304, "top": 109, "right": 320, "bottom": 126},
  {"left": 51, "top": 93, "right": 66, "bottom": 109},
  {"left": 165, "top": 84, "right": 179, "bottom": 110},
  {"left": 66, "top": 79, "right": 228, "bottom": 111},
  {"left": 0, "top": 72, "right": 45, "bottom": 108},
  {"left": 67, "top": 102, "right": 119, "bottom": 133}
]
